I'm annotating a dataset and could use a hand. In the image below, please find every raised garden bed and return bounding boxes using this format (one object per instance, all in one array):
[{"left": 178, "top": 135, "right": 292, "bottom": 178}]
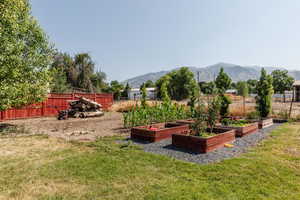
[
  {"left": 218, "top": 122, "right": 258, "bottom": 137},
  {"left": 175, "top": 119, "right": 195, "bottom": 128},
  {"left": 172, "top": 128, "right": 236, "bottom": 153},
  {"left": 256, "top": 118, "right": 273, "bottom": 129},
  {"left": 131, "top": 122, "right": 189, "bottom": 142}
]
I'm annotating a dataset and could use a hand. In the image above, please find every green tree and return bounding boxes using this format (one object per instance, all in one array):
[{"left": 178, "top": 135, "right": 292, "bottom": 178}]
[
  {"left": 74, "top": 53, "right": 95, "bottom": 92},
  {"left": 218, "top": 94, "right": 232, "bottom": 118},
  {"left": 91, "top": 71, "right": 107, "bottom": 92},
  {"left": 215, "top": 68, "right": 232, "bottom": 93},
  {"left": 160, "top": 80, "right": 171, "bottom": 104},
  {"left": 247, "top": 79, "right": 258, "bottom": 94},
  {"left": 50, "top": 68, "right": 71, "bottom": 93},
  {"left": 121, "top": 83, "right": 131, "bottom": 99},
  {"left": 0, "top": 0, "right": 53, "bottom": 110},
  {"left": 256, "top": 68, "right": 274, "bottom": 118},
  {"left": 199, "top": 81, "right": 217, "bottom": 95},
  {"left": 141, "top": 84, "right": 147, "bottom": 108},
  {"left": 188, "top": 81, "right": 200, "bottom": 116},
  {"left": 104, "top": 80, "right": 124, "bottom": 100},
  {"left": 271, "top": 70, "right": 294, "bottom": 102},
  {"left": 236, "top": 81, "right": 249, "bottom": 115},
  {"left": 236, "top": 81, "right": 249, "bottom": 97},
  {"left": 156, "top": 67, "right": 198, "bottom": 101},
  {"left": 155, "top": 75, "right": 171, "bottom": 99},
  {"left": 144, "top": 80, "right": 155, "bottom": 88},
  {"left": 207, "top": 96, "right": 221, "bottom": 133}
]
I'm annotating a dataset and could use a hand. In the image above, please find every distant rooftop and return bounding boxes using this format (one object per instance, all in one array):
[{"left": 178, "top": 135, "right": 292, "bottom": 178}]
[{"left": 293, "top": 80, "right": 300, "bottom": 86}]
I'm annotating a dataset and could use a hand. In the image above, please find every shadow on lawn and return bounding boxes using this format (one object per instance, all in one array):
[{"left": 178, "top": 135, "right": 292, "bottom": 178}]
[{"left": 0, "top": 123, "right": 29, "bottom": 136}]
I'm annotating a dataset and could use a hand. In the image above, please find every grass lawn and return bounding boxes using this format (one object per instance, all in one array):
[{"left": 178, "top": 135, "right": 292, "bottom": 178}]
[{"left": 0, "top": 123, "right": 300, "bottom": 199}]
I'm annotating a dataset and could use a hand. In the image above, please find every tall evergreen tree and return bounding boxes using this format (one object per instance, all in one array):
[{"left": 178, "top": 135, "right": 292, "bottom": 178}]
[{"left": 256, "top": 68, "right": 274, "bottom": 118}]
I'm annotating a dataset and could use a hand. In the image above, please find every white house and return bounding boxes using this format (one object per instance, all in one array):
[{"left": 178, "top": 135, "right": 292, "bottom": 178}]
[{"left": 128, "top": 88, "right": 156, "bottom": 100}]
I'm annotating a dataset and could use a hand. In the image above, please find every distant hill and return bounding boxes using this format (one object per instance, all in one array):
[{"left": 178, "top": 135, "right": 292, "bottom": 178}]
[{"left": 123, "top": 62, "right": 300, "bottom": 88}]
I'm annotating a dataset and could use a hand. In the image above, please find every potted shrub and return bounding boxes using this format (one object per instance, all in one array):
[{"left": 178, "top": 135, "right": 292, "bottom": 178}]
[
  {"left": 219, "top": 118, "right": 258, "bottom": 137},
  {"left": 172, "top": 96, "right": 236, "bottom": 153},
  {"left": 131, "top": 122, "right": 190, "bottom": 142}
]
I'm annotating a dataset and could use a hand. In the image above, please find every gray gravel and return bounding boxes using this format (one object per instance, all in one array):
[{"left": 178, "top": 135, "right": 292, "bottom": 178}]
[{"left": 129, "top": 124, "right": 282, "bottom": 164}]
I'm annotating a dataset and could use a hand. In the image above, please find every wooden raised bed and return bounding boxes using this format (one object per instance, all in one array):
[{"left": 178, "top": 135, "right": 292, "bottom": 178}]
[
  {"left": 131, "top": 122, "right": 189, "bottom": 142},
  {"left": 218, "top": 122, "right": 258, "bottom": 137},
  {"left": 257, "top": 118, "right": 273, "bottom": 129},
  {"left": 172, "top": 128, "right": 236, "bottom": 153},
  {"left": 249, "top": 118, "right": 273, "bottom": 129},
  {"left": 176, "top": 119, "right": 195, "bottom": 128}
]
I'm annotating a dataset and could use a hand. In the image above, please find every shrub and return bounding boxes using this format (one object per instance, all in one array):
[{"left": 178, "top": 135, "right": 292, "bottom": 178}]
[
  {"left": 256, "top": 68, "right": 274, "bottom": 118},
  {"left": 218, "top": 94, "right": 232, "bottom": 118}
]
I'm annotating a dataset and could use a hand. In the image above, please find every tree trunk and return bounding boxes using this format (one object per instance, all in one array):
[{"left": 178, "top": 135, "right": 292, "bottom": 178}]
[{"left": 283, "top": 92, "right": 286, "bottom": 103}]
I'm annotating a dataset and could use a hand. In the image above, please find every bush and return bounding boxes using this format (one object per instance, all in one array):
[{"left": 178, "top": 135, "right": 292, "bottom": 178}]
[
  {"left": 256, "top": 68, "right": 274, "bottom": 118},
  {"left": 218, "top": 95, "right": 232, "bottom": 118},
  {"left": 246, "top": 111, "right": 260, "bottom": 120}
]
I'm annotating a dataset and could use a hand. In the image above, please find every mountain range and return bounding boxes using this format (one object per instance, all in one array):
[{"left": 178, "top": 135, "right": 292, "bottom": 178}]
[{"left": 124, "top": 62, "right": 300, "bottom": 88}]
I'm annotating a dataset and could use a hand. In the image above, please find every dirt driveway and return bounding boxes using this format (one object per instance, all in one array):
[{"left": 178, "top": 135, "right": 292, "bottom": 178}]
[{"left": 0, "top": 112, "right": 128, "bottom": 141}]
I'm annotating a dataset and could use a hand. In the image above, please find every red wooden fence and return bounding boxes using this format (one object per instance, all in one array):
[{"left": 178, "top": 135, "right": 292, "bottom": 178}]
[{"left": 0, "top": 93, "right": 113, "bottom": 121}]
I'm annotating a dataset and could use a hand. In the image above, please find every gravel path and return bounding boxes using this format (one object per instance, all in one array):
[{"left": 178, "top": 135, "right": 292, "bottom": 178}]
[{"left": 130, "top": 124, "right": 282, "bottom": 164}]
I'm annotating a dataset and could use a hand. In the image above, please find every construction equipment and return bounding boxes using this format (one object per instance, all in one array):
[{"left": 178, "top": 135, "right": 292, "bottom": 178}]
[{"left": 57, "top": 96, "right": 104, "bottom": 120}]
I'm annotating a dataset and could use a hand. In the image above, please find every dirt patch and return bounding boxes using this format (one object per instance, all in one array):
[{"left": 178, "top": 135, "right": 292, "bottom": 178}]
[{"left": 0, "top": 112, "right": 128, "bottom": 141}]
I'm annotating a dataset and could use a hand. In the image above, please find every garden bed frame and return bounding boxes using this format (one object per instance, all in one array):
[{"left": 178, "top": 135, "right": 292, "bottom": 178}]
[
  {"left": 257, "top": 118, "right": 273, "bottom": 129},
  {"left": 218, "top": 122, "right": 258, "bottom": 137},
  {"left": 131, "top": 122, "right": 189, "bottom": 142},
  {"left": 172, "top": 128, "right": 236, "bottom": 153}
]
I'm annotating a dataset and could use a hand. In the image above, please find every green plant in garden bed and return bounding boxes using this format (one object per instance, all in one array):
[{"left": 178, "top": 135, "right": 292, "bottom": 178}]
[
  {"left": 221, "top": 118, "right": 250, "bottom": 127},
  {"left": 123, "top": 103, "right": 191, "bottom": 128},
  {"left": 191, "top": 94, "right": 221, "bottom": 137}
]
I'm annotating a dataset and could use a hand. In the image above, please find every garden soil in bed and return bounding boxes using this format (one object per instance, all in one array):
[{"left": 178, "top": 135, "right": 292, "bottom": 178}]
[{"left": 129, "top": 124, "right": 281, "bottom": 164}]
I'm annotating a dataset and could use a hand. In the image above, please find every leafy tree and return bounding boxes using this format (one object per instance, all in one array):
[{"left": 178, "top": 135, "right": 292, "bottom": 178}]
[
  {"left": 144, "top": 80, "right": 155, "bottom": 88},
  {"left": 0, "top": 0, "right": 53, "bottom": 110},
  {"left": 199, "top": 81, "right": 217, "bottom": 95},
  {"left": 141, "top": 84, "right": 147, "bottom": 108},
  {"left": 50, "top": 52, "right": 108, "bottom": 93},
  {"left": 155, "top": 74, "right": 171, "bottom": 99},
  {"left": 215, "top": 68, "right": 232, "bottom": 93},
  {"left": 271, "top": 70, "right": 294, "bottom": 102},
  {"left": 188, "top": 82, "right": 200, "bottom": 116},
  {"left": 160, "top": 80, "right": 171, "bottom": 104},
  {"left": 247, "top": 79, "right": 258, "bottom": 94},
  {"left": 236, "top": 81, "right": 249, "bottom": 115},
  {"left": 74, "top": 53, "right": 95, "bottom": 92},
  {"left": 156, "top": 67, "right": 198, "bottom": 100},
  {"left": 256, "top": 68, "right": 274, "bottom": 118},
  {"left": 91, "top": 71, "right": 107, "bottom": 92},
  {"left": 121, "top": 83, "right": 131, "bottom": 99},
  {"left": 207, "top": 96, "right": 221, "bottom": 133},
  {"left": 104, "top": 80, "right": 124, "bottom": 100},
  {"left": 50, "top": 68, "right": 71, "bottom": 93},
  {"left": 236, "top": 81, "right": 249, "bottom": 97}
]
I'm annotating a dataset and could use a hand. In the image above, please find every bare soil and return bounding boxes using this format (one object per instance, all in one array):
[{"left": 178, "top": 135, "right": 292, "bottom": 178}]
[{"left": 0, "top": 112, "right": 127, "bottom": 141}]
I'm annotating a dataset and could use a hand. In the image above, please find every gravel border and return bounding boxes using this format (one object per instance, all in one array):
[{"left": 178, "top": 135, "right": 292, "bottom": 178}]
[{"left": 128, "top": 124, "right": 282, "bottom": 164}]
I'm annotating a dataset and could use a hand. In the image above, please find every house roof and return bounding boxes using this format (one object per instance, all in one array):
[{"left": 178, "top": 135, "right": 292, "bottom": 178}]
[
  {"left": 129, "top": 88, "right": 156, "bottom": 92},
  {"left": 293, "top": 80, "right": 300, "bottom": 86}
]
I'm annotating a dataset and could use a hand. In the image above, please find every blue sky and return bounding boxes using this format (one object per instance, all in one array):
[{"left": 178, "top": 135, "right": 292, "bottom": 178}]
[{"left": 31, "top": 0, "right": 300, "bottom": 81}]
